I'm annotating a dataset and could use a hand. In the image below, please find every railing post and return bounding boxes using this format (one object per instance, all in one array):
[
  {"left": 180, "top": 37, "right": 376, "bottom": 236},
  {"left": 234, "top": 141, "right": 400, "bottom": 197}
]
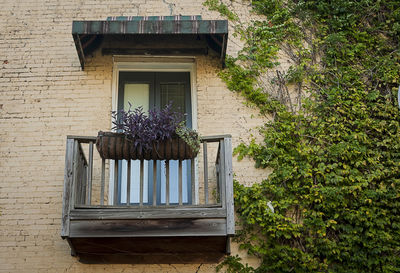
[
  {"left": 71, "top": 140, "right": 79, "bottom": 209},
  {"left": 61, "top": 138, "right": 75, "bottom": 238},
  {"left": 224, "top": 137, "right": 235, "bottom": 236},
  {"left": 81, "top": 164, "right": 88, "bottom": 205},
  {"left": 86, "top": 141, "right": 94, "bottom": 205},
  {"left": 203, "top": 141, "right": 209, "bottom": 204},
  {"left": 100, "top": 158, "right": 105, "bottom": 205},
  {"left": 140, "top": 159, "right": 144, "bottom": 207},
  {"left": 191, "top": 159, "right": 195, "bottom": 205},
  {"left": 127, "top": 160, "right": 131, "bottom": 205},
  {"left": 153, "top": 160, "right": 157, "bottom": 206},
  {"left": 166, "top": 160, "right": 170, "bottom": 206},
  {"left": 113, "top": 160, "right": 119, "bottom": 205},
  {"left": 215, "top": 143, "right": 221, "bottom": 205},
  {"left": 179, "top": 160, "right": 183, "bottom": 206},
  {"left": 219, "top": 140, "right": 226, "bottom": 209}
]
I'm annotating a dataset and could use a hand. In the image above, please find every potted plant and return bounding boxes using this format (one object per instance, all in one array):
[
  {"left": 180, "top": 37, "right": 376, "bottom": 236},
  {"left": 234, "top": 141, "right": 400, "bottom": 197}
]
[{"left": 96, "top": 103, "right": 201, "bottom": 160}]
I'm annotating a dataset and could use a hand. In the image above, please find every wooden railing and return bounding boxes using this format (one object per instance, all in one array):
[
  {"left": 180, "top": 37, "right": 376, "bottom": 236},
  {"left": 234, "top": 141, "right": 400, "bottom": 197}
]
[{"left": 62, "top": 135, "right": 233, "bottom": 211}]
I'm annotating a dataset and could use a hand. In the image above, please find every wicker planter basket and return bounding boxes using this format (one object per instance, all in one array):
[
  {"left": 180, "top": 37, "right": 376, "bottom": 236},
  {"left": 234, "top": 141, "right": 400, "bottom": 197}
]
[{"left": 95, "top": 131, "right": 197, "bottom": 160}]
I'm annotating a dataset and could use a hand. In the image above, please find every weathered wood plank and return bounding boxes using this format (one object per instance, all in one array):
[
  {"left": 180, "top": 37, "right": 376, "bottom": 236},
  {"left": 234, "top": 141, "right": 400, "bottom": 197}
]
[
  {"left": 75, "top": 147, "right": 87, "bottom": 206},
  {"left": 224, "top": 137, "right": 235, "bottom": 235},
  {"left": 67, "top": 135, "right": 97, "bottom": 143},
  {"left": 113, "top": 160, "right": 119, "bottom": 205},
  {"left": 166, "top": 160, "right": 170, "bottom": 206},
  {"left": 127, "top": 160, "right": 131, "bottom": 205},
  {"left": 87, "top": 141, "right": 93, "bottom": 205},
  {"left": 100, "top": 158, "right": 105, "bottom": 205},
  {"left": 215, "top": 162, "right": 221, "bottom": 206},
  {"left": 219, "top": 140, "right": 226, "bottom": 209},
  {"left": 69, "top": 218, "right": 227, "bottom": 237},
  {"left": 70, "top": 207, "right": 226, "bottom": 220},
  {"left": 74, "top": 147, "right": 81, "bottom": 205},
  {"left": 215, "top": 143, "right": 221, "bottom": 205},
  {"left": 140, "top": 159, "right": 144, "bottom": 207},
  {"left": 215, "top": 141, "right": 221, "bottom": 165},
  {"left": 61, "top": 138, "right": 75, "bottom": 238},
  {"left": 191, "top": 159, "right": 195, "bottom": 205},
  {"left": 67, "top": 135, "right": 231, "bottom": 145},
  {"left": 79, "top": 163, "right": 87, "bottom": 205},
  {"left": 179, "top": 160, "right": 182, "bottom": 206},
  {"left": 153, "top": 160, "right": 157, "bottom": 206},
  {"left": 78, "top": 142, "right": 88, "bottom": 166},
  {"left": 201, "top": 134, "right": 232, "bottom": 142},
  {"left": 203, "top": 141, "right": 208, "bottom": 204},
  {"left": 71, "top": 140, "right": 79, "bottom": 210}
]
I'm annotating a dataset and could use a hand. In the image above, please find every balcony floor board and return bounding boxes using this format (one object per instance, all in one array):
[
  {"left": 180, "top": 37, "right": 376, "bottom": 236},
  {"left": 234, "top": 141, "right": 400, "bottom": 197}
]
[{"left": 69, "top": 218, "right": 227, "bottom": 238}]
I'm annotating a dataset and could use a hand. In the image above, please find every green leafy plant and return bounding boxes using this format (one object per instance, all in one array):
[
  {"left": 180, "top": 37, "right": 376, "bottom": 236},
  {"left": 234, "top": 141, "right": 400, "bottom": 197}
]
[
  {"left": 206, "top": 0, "right": 400, "bottom": 272},
  {"left": 175, "top": 121, "right": 201, "bottom": 155}
]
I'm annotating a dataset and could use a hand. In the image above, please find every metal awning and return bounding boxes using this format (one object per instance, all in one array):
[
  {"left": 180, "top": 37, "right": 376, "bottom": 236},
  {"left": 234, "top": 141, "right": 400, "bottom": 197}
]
[{"left": 72, "top": 15, "right": 228, "bottom": 69}]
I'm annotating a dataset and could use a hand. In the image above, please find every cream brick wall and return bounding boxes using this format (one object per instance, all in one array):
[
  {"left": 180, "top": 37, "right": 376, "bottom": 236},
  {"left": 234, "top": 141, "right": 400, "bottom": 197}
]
[{"left": 0, "top": 1, "right": 268, "bottom": 272}]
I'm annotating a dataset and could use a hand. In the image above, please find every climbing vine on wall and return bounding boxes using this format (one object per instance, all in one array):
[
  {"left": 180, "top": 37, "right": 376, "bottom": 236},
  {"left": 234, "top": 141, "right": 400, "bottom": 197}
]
[{"left": 205, "top": 0, "right": 400, "bottom": 272}]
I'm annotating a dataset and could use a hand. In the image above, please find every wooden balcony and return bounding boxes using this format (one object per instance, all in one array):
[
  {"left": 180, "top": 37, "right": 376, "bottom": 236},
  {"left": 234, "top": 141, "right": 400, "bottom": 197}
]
[{"left": 61, "top": 135, "right": 234, "bottom": 264}]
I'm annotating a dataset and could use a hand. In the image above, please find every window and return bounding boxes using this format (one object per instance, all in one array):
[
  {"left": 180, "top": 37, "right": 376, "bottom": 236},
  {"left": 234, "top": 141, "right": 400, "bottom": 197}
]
[{"left": 110, "top": 60, "right": 198, "bottom": 205}]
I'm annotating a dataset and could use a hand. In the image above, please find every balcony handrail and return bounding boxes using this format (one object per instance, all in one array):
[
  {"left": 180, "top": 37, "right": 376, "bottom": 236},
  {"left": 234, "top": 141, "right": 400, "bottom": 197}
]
[{"left": 66, "top": 134, "right": 232, "bottom": 142}]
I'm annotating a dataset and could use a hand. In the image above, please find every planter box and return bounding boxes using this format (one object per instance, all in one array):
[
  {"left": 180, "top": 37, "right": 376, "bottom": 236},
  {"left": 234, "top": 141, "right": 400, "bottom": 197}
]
[{"left": 95, "top": 131, "right": 197, "bottom": 160}]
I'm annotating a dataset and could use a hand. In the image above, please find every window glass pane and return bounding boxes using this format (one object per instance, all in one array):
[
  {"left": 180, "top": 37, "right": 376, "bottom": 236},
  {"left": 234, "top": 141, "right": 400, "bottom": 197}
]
[
  {"left": 160, "top": 83, "right": 185, "bottom": 114},
  {"left": 124, "top": 83, "right": 150, "bottom": 111}
]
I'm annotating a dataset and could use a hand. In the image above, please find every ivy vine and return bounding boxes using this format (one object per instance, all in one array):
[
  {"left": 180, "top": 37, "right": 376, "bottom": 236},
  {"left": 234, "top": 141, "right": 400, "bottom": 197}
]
[{"left": 205, "top": 0, "right": 400, "bottom": 272}]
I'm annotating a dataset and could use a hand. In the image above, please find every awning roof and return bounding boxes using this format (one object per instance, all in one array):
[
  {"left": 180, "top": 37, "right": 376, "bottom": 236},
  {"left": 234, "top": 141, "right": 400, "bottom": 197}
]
[{"left": 72, "top": 15, "right": 228, "bottom": 69}]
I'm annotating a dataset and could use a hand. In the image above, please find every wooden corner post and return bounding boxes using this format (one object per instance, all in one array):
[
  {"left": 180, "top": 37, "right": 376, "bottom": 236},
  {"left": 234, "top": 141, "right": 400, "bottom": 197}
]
[
  {"left": 224, "top": 137, "right": 235, "bottom": 236},
  {"left": 61, "top": 138, "right": 75, "bottom": 238}
]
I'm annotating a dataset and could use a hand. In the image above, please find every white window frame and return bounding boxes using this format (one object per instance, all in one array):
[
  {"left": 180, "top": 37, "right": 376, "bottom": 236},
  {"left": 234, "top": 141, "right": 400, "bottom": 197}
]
[{"left": 109, "top": 56, "right": 199, "bottom": 205}]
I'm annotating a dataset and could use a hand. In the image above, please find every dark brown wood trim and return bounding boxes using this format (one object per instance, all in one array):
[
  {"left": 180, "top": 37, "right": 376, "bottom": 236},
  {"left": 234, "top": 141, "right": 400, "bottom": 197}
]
[
  {"left": 102, "top": 48, "right": 208, "bottom": 56},
  {"left": 70, "top": 236, "right": 227, "bottom": 264}
]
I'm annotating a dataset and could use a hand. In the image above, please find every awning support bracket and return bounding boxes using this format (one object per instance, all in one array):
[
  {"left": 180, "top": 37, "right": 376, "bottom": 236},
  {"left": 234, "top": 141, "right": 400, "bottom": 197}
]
[{"left": 73, "top": 34, "right": 86, "bottom": 70}]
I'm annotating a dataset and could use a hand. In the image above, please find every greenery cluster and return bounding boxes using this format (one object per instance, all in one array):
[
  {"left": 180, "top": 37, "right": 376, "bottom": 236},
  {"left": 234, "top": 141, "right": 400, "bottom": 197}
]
[
  {"left": 205, "top": 0, "right": 400, "bottom": 272},
  {"left": 176, "top": 121, "right": 201, "bottom": 154}
]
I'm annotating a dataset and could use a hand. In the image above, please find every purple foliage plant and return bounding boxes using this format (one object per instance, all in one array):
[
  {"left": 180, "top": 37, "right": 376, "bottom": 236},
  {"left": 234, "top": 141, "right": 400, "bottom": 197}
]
[{"left": 112, "top": 102, "right": 185, "bottom": 150}]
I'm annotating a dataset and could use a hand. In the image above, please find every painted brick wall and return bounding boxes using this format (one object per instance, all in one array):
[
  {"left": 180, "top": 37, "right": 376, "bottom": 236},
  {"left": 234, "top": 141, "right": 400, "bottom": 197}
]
[{"left": 0, "top": 1, "right": 267, "bottom": 272}]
